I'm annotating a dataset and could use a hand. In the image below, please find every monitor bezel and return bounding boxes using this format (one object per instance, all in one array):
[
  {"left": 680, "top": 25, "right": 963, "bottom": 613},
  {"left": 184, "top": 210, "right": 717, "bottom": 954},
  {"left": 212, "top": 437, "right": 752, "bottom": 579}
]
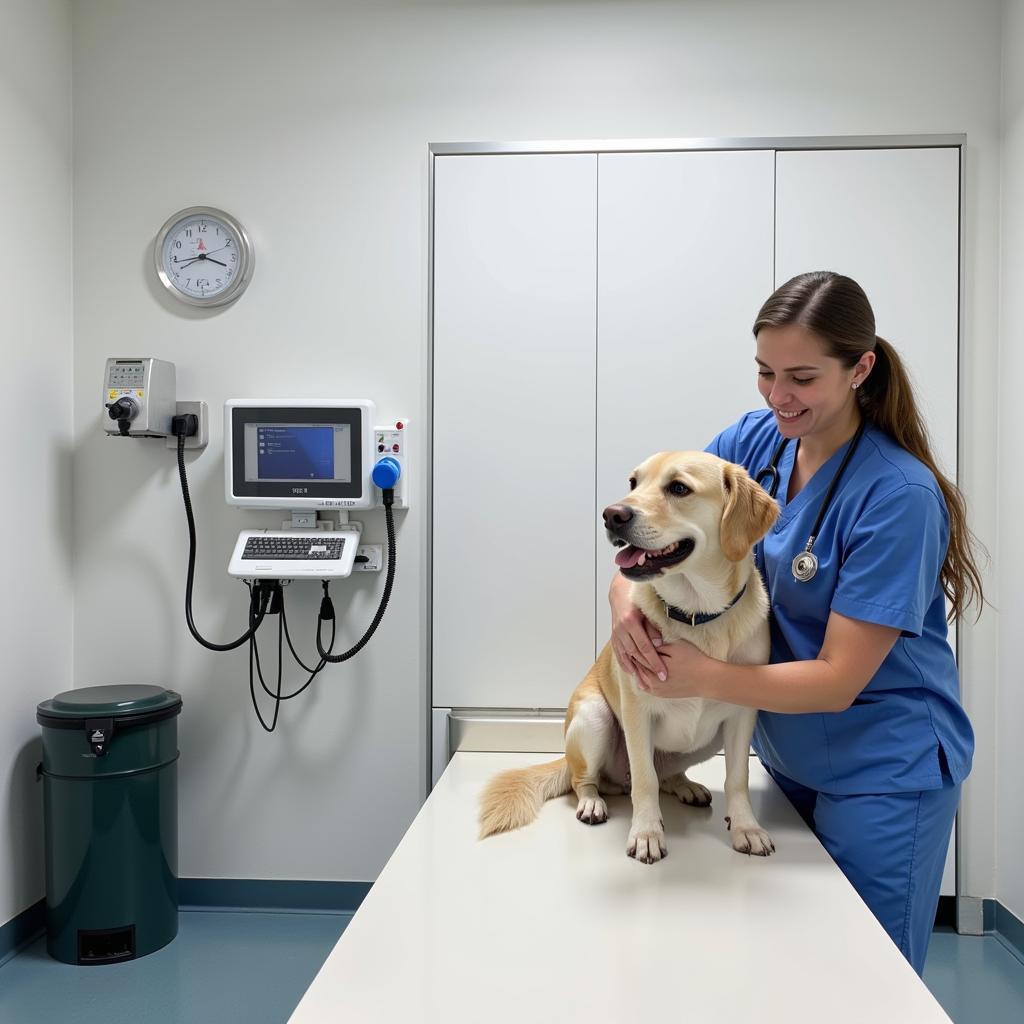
[{"left": 225, "top": 401, "right": 374, "bottom": 509}]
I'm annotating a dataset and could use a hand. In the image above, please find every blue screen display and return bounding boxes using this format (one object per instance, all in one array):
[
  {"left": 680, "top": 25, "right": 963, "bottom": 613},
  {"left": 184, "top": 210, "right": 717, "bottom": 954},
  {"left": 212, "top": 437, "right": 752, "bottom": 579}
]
[{"left": 256, "top": 426, "right": 334, "bottom": 480}]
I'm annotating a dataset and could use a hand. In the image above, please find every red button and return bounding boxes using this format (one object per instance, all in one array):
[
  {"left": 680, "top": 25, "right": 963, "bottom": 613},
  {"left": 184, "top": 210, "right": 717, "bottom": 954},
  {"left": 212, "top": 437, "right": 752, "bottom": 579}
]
[
  {"left": 396, "top": 421, "right": 404, "bottom": 430},
  {"left": 392, "top": 444, "right": 400, "bottom": 452}
]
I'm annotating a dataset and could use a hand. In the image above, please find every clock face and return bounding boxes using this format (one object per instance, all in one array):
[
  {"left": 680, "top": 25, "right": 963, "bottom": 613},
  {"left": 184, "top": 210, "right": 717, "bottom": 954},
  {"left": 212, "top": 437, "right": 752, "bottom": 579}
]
[{"left": 155, "top": 207, "right": 253, "bottom": 307}]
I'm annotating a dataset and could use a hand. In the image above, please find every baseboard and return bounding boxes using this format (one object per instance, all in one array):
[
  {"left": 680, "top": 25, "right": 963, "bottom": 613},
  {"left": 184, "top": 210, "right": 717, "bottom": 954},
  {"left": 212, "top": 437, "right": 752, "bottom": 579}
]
[
  {"left": 933, "top": 896, "right": 1024, "bottom": 962},
  {"left": 178, "top": 878, "right": 372, "bottom": 914},
  {"left": 0, "top": 898, "right": 44, "bottom": 969},
  {"left": 994, "top": 900, "right": 1024, "bottom": 965}
]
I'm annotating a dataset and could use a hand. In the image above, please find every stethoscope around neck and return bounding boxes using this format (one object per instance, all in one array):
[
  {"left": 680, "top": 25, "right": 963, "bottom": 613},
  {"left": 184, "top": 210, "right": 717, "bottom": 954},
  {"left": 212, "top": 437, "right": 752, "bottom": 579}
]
[{"left": 754, "top": 419, "right": 867, "bottom": 582}]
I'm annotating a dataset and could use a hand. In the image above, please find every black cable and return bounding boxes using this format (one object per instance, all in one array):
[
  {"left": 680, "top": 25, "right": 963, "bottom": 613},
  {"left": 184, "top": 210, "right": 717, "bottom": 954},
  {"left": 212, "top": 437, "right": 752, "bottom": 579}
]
[
  {"left": 177, "top": 432, "right": 267, "bottom": 651},
  {"left": 269, "top": 614, "right": 336, "bottom": 702},
  {"left": 248, "top": 583, "right": 282, "bottom": 733},
  {"left": 250, "top": 583, "right": 337, "bottom": 705},
  {"left": 315, "top": 493, "right": 397, "bottom": 663},
  {"left": 281, "top": 591, "right": 320, "bottom": 674}
]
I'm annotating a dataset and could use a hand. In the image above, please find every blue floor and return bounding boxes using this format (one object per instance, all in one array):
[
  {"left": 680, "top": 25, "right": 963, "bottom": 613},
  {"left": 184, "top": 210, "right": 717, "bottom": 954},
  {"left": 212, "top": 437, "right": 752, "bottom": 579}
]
[
  {"left": 0, "top": 915, "right": 1021, "bottom": 1023},
  {"left": 0, "top": 910, "right": 351, "bottom": 1024},
  {"left": 924, "top": 927, "right": 1024, "bottom": 1022}
]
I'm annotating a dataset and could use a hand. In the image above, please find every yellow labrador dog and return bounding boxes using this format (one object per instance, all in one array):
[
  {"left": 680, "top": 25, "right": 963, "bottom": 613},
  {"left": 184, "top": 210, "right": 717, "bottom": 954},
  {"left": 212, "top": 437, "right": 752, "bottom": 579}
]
[{"left": 479, "top": 451, "right": 779, "bottom": 863}]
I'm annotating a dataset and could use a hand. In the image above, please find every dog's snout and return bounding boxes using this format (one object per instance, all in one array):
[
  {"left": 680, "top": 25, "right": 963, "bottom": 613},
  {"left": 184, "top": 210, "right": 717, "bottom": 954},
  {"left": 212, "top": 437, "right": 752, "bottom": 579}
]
[{"left": 603, "top": 504, "right": 634, "bottom": 530}]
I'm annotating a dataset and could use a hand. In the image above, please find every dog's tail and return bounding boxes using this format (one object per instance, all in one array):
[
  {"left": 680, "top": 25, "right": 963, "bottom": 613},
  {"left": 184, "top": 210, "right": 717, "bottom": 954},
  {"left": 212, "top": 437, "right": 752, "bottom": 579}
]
[{"left": 478, "top": 757, "right": 572, "bottom": 838}]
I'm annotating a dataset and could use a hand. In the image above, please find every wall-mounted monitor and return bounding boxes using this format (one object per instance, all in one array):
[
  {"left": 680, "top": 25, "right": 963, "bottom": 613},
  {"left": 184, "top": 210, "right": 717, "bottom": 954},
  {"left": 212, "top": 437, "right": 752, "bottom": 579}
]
[{"left": 224, "top": 399, "right": 376, "bottom": 510}]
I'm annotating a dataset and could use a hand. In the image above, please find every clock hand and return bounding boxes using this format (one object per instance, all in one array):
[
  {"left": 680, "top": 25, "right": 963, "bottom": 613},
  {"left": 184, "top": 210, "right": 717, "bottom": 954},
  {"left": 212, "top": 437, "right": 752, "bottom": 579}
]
[{"left": 175, "top": 254, "right": 227, "bottom": 268}]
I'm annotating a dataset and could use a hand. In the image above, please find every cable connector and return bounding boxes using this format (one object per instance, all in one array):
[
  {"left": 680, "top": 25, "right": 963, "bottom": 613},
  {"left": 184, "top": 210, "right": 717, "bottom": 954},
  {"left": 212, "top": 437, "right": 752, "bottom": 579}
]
[
  {"left": 320, "top": 581, "right": 335, "bottom": 621},
  {"left": 372, "top": 458, "right": 400, "bottom": 508},
  {"left": 172, "top": 413, "right": 199, "bottom": 438}
]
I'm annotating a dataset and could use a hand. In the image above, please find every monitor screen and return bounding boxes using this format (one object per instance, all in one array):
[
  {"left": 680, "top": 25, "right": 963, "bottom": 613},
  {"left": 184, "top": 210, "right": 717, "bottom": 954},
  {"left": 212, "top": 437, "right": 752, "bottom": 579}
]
[
  {"left": 227, "top": 403, "right": 369, "bottom": 507},
  {"left": 244, "top": 424, "right": 352, "bottom": 483}
]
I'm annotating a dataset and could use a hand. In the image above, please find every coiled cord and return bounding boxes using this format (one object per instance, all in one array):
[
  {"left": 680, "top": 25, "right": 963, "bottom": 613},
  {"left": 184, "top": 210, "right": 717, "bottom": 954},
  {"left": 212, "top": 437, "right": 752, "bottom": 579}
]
[
  {"left": 315, "top": 494, "right": 396, "bottom": 663},
  {"left": 177, "top": 433, "right": 267, "bottom": 650}
]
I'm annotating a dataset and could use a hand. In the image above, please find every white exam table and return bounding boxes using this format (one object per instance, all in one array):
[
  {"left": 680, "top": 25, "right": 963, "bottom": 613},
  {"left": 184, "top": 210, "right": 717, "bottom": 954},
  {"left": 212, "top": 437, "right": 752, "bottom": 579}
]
[{"left": 288, "top": 752, "right": 952, "bottom": 1023}]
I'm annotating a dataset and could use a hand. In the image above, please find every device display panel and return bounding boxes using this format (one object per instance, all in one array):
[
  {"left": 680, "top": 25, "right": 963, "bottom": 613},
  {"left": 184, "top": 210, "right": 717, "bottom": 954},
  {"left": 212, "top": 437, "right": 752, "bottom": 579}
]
[
  {"left": 231, "top": 407, "right": 364, "bottom": 501},
  {"left": 243, "top": 424, "right": 353, "bottom": 483}
]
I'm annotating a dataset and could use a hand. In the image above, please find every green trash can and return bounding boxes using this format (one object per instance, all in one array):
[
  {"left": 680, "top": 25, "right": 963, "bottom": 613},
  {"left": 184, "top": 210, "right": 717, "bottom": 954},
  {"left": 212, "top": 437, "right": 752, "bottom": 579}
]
[{"left": 36, "top": 684, "right": 182, "bottom": 965}]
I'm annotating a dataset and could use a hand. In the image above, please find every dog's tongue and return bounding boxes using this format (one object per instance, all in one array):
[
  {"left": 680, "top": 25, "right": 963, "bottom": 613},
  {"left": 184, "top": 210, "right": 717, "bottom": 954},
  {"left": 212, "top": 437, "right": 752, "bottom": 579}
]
[{"left": 615, "top": 545, "right": 645, "bottom": 568}]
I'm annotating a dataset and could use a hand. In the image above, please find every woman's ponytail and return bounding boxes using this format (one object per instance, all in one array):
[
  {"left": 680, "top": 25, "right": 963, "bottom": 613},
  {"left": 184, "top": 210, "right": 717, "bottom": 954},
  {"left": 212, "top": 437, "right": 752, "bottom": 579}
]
[{"left": 860, "top": 335, "right": 986, "bottom": 623}]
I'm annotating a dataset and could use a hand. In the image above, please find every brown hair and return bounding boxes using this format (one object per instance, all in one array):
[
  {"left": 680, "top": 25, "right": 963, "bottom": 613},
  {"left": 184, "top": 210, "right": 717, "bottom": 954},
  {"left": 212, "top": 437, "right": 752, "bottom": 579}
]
[{"left": 753, "top": 271, "right": 986, "bottom": 623}]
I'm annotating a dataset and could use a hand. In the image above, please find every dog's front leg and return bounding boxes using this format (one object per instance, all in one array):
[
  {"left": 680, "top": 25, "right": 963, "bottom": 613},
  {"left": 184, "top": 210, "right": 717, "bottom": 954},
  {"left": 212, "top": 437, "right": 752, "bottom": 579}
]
[
  {"left": 722, "top": 709, "right": 775, "bottom": 856},
  {"left": 620, "top": 700, "right": 666, "bottom": 864}
]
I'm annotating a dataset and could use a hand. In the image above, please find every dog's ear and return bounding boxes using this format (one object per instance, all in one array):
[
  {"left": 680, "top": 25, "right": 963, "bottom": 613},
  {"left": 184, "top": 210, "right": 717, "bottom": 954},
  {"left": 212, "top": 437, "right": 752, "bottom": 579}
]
[{"left": 719, "top": 462, "right": 780, "bottom": 562}]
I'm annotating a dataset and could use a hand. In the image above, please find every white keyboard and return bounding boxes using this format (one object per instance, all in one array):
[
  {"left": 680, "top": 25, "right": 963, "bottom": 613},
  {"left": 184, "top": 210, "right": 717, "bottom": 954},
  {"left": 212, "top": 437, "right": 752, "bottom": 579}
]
[{"left": 227, "top": 529, "right": 359, "bottom": 579}]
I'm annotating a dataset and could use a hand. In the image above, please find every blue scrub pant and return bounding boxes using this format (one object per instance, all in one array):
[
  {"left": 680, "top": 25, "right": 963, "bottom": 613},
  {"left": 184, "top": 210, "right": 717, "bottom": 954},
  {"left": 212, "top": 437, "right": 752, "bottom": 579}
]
[{"left": 763, "top": 763, "right": 961, "bottom": 976}]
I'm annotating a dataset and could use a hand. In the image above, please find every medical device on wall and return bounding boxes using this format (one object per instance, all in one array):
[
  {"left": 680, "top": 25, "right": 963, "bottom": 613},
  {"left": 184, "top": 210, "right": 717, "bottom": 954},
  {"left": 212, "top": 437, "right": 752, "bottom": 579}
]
[
  {"left": 103, "top": 358, "right": 177, "bottom": 437},
  {"left": 224, "top": 399, "right": 408, "bottom": 511},
  {"left": 223, "top": 399, "right": 408, "bottom": 579},
  {"left": 103, "top": 357, "right": 209, "bottom": 448},
  {"left": 101, "top": 359, "right": 407, "bottom": 732}
]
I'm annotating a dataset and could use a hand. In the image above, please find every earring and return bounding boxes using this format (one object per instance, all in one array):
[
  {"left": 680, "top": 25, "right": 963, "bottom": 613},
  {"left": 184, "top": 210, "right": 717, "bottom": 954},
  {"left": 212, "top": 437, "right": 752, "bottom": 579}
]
[{"left": 851, "top": 382, "right": 860, "bottom": 390}]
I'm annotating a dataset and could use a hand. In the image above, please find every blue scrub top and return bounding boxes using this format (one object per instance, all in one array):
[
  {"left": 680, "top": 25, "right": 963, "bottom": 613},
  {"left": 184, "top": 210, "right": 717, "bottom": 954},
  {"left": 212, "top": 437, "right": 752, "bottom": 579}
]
[{"left": 707, "top": 408, "right": 974, "bottom": 795}]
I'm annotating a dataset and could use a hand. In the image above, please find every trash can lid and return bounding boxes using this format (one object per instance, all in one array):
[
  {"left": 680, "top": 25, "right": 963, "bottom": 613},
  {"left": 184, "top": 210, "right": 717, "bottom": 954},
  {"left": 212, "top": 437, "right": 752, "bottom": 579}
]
[{"left": 37, "top": 684, "right": 182, "bottom": 720}]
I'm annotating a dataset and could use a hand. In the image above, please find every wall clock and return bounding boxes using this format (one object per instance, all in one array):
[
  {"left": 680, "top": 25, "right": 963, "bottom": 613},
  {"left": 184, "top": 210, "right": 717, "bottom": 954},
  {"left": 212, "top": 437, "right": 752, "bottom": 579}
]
[{"left": 154, "top": 206, "right": 254, "bottom": 307}]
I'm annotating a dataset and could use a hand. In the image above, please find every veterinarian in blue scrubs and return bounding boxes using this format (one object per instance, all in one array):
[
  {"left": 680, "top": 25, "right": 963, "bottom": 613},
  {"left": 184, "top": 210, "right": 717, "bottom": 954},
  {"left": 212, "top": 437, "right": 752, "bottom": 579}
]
[{"left": 609, "top": 271, "right": 982, "bottom": 976}]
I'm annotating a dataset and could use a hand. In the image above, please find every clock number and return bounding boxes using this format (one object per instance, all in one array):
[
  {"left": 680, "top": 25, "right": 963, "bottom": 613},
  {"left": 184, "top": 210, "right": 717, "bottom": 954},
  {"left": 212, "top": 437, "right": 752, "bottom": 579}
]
[{"left": 175, "top": 240, "right": 182, "bottom": 249}]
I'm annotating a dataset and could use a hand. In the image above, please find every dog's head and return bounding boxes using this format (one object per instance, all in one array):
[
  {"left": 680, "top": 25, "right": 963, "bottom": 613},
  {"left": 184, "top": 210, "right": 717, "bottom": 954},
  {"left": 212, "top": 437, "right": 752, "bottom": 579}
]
[{"left": 603, "top": 452, "right": 779, "bottom": 582}]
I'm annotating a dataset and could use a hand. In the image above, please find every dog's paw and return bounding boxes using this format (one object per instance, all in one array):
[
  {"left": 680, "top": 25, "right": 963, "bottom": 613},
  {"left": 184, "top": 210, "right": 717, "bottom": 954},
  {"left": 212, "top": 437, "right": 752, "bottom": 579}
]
[
  {"left": 725, "top": 816, "right": 775, "bottom": 856},
  {"left": 627, "top": 821, "right": 667, "bottom": 864},
  {"left": 663, "top": 778, "right": 712, "bottom": 807},
  {"left": 576, "top": 795, "right": 608, "bottom": 825}
]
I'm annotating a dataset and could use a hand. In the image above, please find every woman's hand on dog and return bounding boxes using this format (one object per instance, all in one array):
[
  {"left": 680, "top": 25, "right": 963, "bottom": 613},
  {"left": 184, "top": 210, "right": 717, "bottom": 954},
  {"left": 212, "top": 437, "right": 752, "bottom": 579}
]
[
  {"left": 609, "top": 573, "right": 667, "bottom": 680},
  {"left": 633, "top": 640, "right": 710, "bottom": 698}
]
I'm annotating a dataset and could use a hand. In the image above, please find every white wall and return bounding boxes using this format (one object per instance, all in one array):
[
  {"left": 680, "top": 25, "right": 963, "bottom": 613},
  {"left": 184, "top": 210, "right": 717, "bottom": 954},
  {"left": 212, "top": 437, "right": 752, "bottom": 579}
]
[
  {"left": 998, "top": 0, "right": 1024, "bottom": 924},
  {"left": 0, "top": 0, "right": 73, "bottom": 927},
  {"left": 69, "top": 0, "right": 1003, "bottom": 891}
]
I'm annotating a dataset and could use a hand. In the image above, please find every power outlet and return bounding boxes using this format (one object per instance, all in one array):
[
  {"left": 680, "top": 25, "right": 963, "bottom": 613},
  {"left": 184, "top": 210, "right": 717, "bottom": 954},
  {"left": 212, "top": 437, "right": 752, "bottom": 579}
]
[
  {"left": 164, "top": 400, "right": 209, "bottom": 451},
  {"left": 352, "top": 544, "right": 383, "bottom": 572}
]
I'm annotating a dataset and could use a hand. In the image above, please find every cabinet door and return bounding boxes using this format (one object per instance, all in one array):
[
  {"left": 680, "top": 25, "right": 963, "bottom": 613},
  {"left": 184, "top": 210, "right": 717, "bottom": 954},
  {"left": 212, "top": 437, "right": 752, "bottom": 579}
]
[
  {"left": 775, "top": 147, "right": 959, "bottom": 479},
  {"left": 433, "top": 154, "right": 598, "bottom": 709},
  {"left": 776, "top": 146, "right": 960, "bottom": 895},
  {"left": 595, "top": 151, "right": 776, "bottom": 648}
]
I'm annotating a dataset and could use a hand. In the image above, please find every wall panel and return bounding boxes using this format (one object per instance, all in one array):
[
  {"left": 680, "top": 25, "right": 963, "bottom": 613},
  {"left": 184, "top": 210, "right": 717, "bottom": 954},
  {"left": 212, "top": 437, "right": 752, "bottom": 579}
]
[{"left": 433, "top": 154, "right": 598, "bottom": 709}]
